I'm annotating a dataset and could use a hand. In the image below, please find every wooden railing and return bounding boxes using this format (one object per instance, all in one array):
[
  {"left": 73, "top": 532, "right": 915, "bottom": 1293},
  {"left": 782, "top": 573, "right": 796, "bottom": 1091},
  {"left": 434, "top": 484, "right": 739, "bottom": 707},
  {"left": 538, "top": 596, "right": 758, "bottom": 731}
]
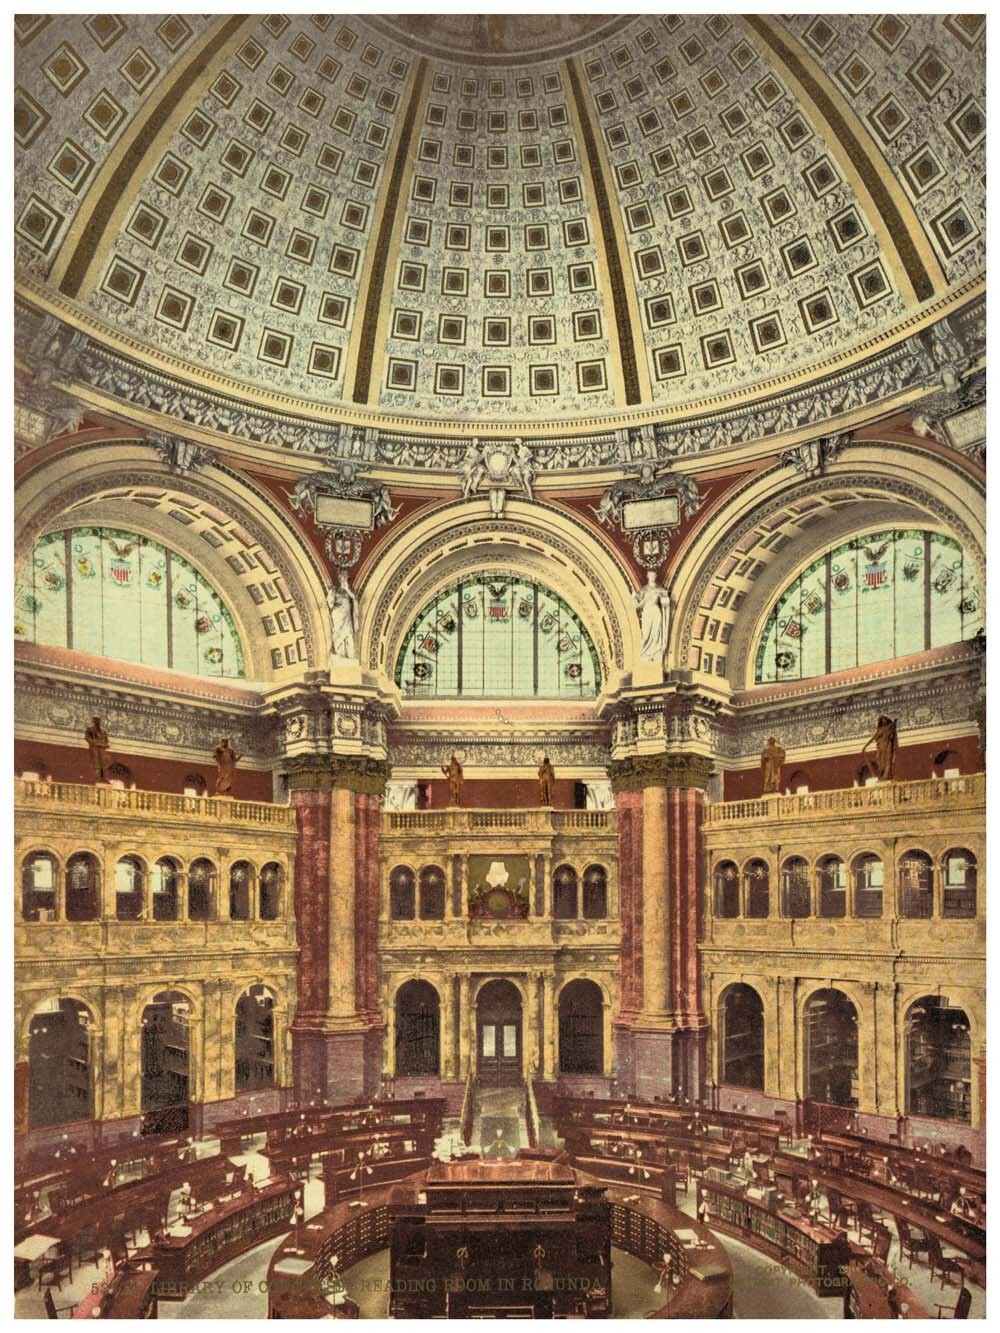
[
  {"left": 704, "top": 773, "right": 984, "bottom": 827},
  {"left": 384, "top": 807, "right": 614, "bottom": 834},
  {"left": 16, "top": 778, "right": 297, "bottom": 829}
]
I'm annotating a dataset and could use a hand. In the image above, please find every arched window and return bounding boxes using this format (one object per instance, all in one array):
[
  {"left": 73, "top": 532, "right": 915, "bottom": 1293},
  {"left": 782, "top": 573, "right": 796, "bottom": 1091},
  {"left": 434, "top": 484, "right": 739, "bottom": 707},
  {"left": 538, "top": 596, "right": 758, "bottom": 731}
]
[
  {"left": 28, "top": 999, "right": 92, "bottom": 1128},
  {"left": 818, "top": 855, "right": 846, "bottom": 918},
  {"left": 419, "top": 865, "right": 446, "bottom": 920},
  {"left": 235, "top": 985, "right": 275, "bottom": 1092},
  {"left": 229, "top": 861, "right": 252, "bottom": 921},
  {"left": 394, "top": 574, "right": 601, "bottom": 698},
  {"left": 942, "top": 849, "right": 976, "bottom": 919},
  {"left": 115, "top": 855, "right": 144, "bottom": 921},
  {"left": 151, "top": 857, "right": 180, "bottom": 921},
  {"left": 931, "top": 749, "right": 962, "bottom": 778},
  {"left": 781, "top": 856, "right": 811, "bottom": 918},
  {"left": 906, "top": 997, "right": 971, "bottom": 1123},
  {"left": 720, "top": 984, "right": 764, "bottom": 1090},
  {"left": 259, "top": 863, "right": 281, "bottom": 920},
  {"left": 582, "top": 865, "right": 607, "bottom": 919},
  {"left": 106, "top": 762, "right": 133, "bottom": 790},
  {"left": 787, "top": 770, "right": 810, "bottom": 794},
  {"left": 805, "top": 988, "right": 858, "bottom": 1108},
  {"left": 755, "top": 529, "right": 983, "bottom": 683},
  {"left": 852, "top": 853, "right": 883, "bottom": 918},
  {"left": 65, "top": 853, "right": 99, "bottom": 921},
  {"left": 558, "top": 980, "right": 604, "bottom": 1074},
  {"left": 184, "top": 773, "right": 208, "bottom": 797},
  {"left": 553, "top": 865, "right": 578, "bottom": 919},
  {"left": 16, "top": 527, "right": 245, "bottom": 678},
  {"left": 188, "top": 859, "right": 215, "bottom": 921},
  {"left": 21, "top": 852, "right": 57, "bottom": 921},
  {"left": 744, "top": 859, "right": 769, "bottom": 918},
  {"left": 713, "top": 861, "right": 739, "bottom": 918},
  {"left": 899, "top": 851, "right": 933, "bottom": 919},
  {"left": 390, "top": 866, "right": 416, "bottom": 920},
  {"left": 141, "top": 990, "right": 190, "bottom": 1128},
  {"left": 395, "top": 980, "right": 440, "bottom": 1076}
]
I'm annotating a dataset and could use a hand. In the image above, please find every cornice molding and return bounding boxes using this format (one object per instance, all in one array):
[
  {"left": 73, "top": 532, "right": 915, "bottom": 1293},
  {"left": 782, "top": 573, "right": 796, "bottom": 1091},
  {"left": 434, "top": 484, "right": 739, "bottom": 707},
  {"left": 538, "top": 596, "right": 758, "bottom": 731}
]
[{"left": 14, "top": 284, "right": 984, "bottom": 474}]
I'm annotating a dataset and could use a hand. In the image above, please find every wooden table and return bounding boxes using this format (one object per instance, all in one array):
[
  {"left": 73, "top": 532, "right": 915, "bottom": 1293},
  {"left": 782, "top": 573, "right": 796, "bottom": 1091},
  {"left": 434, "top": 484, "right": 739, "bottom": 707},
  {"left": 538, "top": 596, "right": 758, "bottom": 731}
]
[
  {"left": 843, "top": 1261, "right": 927, "bottom": 1318},
  {"left": 73, "top": 1266, "right": 159, "bottom": 1319}
]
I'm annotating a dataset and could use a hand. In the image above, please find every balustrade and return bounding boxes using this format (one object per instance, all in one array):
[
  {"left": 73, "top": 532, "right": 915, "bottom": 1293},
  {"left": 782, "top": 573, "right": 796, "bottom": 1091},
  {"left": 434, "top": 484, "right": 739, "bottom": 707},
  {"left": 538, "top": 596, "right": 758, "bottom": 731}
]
[
  {"left": 703, "top": 774, "right": 983, "bottom": 827},
  {"left": 16, "top": 778, "right": 296, "bottom": 829}
]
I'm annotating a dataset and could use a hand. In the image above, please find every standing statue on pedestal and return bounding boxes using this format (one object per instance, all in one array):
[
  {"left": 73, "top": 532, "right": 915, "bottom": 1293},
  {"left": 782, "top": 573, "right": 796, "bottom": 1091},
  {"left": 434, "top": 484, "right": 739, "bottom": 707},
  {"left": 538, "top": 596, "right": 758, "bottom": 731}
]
[
  {"left": 85, "top": 716, "right": 111, "bottom": 783},
  {"left": 442, "top": 754, "right": 464, "bottom": 806},
  {"left": 327, "top": 570, "right": 360, "bottom": 664},
  {"left": 635, "top": 571, "right": 671, "bottom": 661},
  {"left": 537, "top": 756, "right": 556, "bottom": 806},
  {"left": 213, "top": 738, "right": 242, "bottom": 796},
  {"left": 760, "top": 736, "right": 786, "bottom": 795},
  {"left": 863, "top": 716, "right": 898, "bottom": 781}
]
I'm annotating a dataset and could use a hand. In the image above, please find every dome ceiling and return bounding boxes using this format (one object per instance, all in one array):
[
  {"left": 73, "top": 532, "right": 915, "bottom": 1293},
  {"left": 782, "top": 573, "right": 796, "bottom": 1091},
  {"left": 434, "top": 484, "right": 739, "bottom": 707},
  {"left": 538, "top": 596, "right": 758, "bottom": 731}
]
[{"left": 15, "top": 13, "right": 985, "bottom": 431}]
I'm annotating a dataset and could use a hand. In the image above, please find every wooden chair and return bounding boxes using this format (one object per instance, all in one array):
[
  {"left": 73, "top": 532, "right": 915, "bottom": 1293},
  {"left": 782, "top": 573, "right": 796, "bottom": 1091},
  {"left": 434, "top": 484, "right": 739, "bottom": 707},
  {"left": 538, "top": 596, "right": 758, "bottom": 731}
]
[
  {"left": 43, "top": 1288, "right": 77, "bottom": 1319},
  {"left": 935, "top": 1286, "right": 972, "bottom": 1319},
  {"left": 72, "top": 1223, "right": 102, "bottom": 1269},
  {"left": 925, "top": 1232, "right": 965, "bottom": 1288},
  {"left": 854, "top": 1198, "right": 880, "bottom": 1246},
  {"left": 871, "top": 1226, "right": 892, "bottom": 1265},
  {"left": 37, "top": 1250, "right": 71, "bottom": 1293},
  {"left": 894, "top": 1216, "right": 931, "bottom": 1268}
]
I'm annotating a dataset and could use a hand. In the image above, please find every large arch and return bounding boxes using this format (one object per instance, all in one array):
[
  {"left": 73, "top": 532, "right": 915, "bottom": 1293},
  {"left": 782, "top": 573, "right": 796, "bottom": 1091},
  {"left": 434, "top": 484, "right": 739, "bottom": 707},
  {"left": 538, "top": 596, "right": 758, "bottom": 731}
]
[
  {"left": 15, "top": 437, "right": 332, "bottom": 679},
  {"left": 668, "top": 444, "right": 985, "bottom": 690},
  {"left": 357, "top": 498, "right": 640, "bottom": 692}
]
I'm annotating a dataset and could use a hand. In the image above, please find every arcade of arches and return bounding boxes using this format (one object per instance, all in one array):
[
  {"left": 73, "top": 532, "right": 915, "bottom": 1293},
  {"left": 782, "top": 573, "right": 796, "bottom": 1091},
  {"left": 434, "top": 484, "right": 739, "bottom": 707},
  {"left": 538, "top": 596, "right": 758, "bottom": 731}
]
[{"left": 13, "top": 9, "right": 985, "bottom": 1321}]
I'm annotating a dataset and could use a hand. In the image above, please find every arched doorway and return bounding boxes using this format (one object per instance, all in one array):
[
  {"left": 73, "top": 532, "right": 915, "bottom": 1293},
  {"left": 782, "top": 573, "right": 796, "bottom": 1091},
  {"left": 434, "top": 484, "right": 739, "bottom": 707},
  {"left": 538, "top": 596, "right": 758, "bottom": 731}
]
[
  {"left": 235, "top": 985, "right": 276, "bottom": 1092},
  {"left": 395, "top": 980, "right": 440, "bottom": 1076},
  {"left": 558, "top": 980, "right": 603, "bottom": 1074},
  {"left": 906, "top": 996, "right": 971, "bottom": 1123},
  {"left": 720, "top": 984, "right": 764, "bottom": 1090},
  {"left": 805, "top": 988, "right": 858, "bottom": 1108},
  {"left": 476, "top": 979, "right": 522, "bottom": 1086},
  {"left": 141, "top": 990, "right": 191, "bottom": 1133},
  {"left": 28, "top": 999, "right": 92, "bottom": 1128}
]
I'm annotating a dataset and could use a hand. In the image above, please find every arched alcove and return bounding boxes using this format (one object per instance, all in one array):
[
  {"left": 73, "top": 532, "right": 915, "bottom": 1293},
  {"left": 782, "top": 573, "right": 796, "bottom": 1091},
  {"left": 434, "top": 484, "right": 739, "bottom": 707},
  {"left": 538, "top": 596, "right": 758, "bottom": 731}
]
[
  {"left": 558, "top": 979, "right": 604, "bottom": 1075},
  {"left": 28, "top": 998, "right": 93, "bottom": 1128},
  {"left": 395, "top": 980, "right": 440, "bottom": 1077},
  {"left": 476, "top": 979, "right": 523, "bottom": 1086},
  {"left": 719, "top": 984, "right": 764, "bottom": 1091}
]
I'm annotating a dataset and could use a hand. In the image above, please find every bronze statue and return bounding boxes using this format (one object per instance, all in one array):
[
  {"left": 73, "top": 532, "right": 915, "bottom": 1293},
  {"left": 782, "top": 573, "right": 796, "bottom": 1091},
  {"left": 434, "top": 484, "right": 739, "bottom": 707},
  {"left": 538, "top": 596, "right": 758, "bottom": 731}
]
[
  {"left": 538, "top": 755, "right": 556, "bottom": 805},
  {"left": 441, "top": 753, "right": 463, "bottom": 806},
  {"left": 85, "top": 716, "right": 111, "bottom": 783},
  {"left": 760, "top": 736, "right": 785, "bottom": 794},
  {"left": 863, "top": 716, "right": 898, "bottom": 781},
  {"left": 213, "top": 738, "right": 242, "bottom": 796}
]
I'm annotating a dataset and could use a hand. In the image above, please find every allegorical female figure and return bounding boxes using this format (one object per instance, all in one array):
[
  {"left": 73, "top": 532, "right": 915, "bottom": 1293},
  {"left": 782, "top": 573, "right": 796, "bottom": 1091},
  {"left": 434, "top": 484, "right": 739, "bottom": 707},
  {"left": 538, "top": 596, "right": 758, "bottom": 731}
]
[
  {"left": 327, "top": 571, "right": 360, "bottom": 663},
  {"left": 760, "top": 737, "right": 786, "bottom": 794},
  {"left": 635, "top": 571, "right": 671, "bottom": 661}
]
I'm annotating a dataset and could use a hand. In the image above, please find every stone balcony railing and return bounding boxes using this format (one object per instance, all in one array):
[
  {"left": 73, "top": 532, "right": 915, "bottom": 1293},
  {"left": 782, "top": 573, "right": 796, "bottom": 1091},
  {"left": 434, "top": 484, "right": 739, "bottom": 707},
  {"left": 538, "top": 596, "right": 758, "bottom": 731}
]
[
  {"left": 15, "top": 778, "right": 297, "bottom": 830},
  {"left": 703, "top": 773, "right": 984, "bottom": 828},
  {"left": 383, "top": 808, "right": 615, "bottom": 835}
]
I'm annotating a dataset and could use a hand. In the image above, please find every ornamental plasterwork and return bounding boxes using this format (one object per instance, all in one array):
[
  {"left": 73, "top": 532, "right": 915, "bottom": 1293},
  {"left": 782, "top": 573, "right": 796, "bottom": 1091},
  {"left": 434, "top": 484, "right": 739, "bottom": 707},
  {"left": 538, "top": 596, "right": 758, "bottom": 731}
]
[
  {"left": 386, "top": 732, "right": 609, "bottom": 771},
  {"left": 18, "top": 298, "right": 983, "bottom": 472},
  {"left": 717, "top": 657, "right": 982, "bottom": 761},
  {"left": 14, "top": 664, "right": 276, "bottom": 763}
]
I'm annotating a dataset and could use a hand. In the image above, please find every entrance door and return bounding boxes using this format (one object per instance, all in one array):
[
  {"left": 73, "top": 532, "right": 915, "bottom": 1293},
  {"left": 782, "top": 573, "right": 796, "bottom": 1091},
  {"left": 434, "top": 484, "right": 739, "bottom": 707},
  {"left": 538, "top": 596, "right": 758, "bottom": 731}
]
[{"left": 476, "top": 979, "right": 523, "bottom": 1086}]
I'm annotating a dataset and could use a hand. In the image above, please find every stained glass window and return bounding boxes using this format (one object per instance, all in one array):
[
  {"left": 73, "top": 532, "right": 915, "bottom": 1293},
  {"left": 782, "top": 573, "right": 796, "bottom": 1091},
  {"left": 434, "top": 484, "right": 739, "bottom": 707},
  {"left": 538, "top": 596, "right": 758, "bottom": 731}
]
[
  {"left": 15, "top": 527, "right": 245, "bottom": 678},
  {"left": 755, "top": 530, "right": 983, "bottom": 684},
  {"left": 395, "top": 574, "right": 600, "bottom": 697}
]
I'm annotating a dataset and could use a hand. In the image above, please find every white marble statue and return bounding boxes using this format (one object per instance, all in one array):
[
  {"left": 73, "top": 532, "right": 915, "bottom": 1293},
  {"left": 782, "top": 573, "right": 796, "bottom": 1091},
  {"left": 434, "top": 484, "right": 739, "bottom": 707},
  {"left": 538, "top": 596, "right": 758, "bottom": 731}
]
[
  {"left": 635, "top": 571, "right": 671, "bottom": 661},
  {"left": 327, "top": 571, "right": 359, "bottom": 663}
]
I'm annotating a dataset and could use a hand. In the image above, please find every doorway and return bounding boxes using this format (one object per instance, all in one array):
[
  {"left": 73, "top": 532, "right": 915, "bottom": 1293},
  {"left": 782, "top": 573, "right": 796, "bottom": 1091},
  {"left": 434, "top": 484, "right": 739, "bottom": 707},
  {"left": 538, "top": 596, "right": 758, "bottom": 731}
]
[{"left": 476, "top": 979, "right": 523, "bottom": 1085}]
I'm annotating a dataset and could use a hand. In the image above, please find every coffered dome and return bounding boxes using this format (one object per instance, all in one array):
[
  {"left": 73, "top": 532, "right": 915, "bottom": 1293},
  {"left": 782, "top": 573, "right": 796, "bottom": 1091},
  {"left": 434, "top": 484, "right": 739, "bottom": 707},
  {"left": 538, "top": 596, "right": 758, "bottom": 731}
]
[{"left": 15, "top": 12, "right": 985, "bottom": 433}]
